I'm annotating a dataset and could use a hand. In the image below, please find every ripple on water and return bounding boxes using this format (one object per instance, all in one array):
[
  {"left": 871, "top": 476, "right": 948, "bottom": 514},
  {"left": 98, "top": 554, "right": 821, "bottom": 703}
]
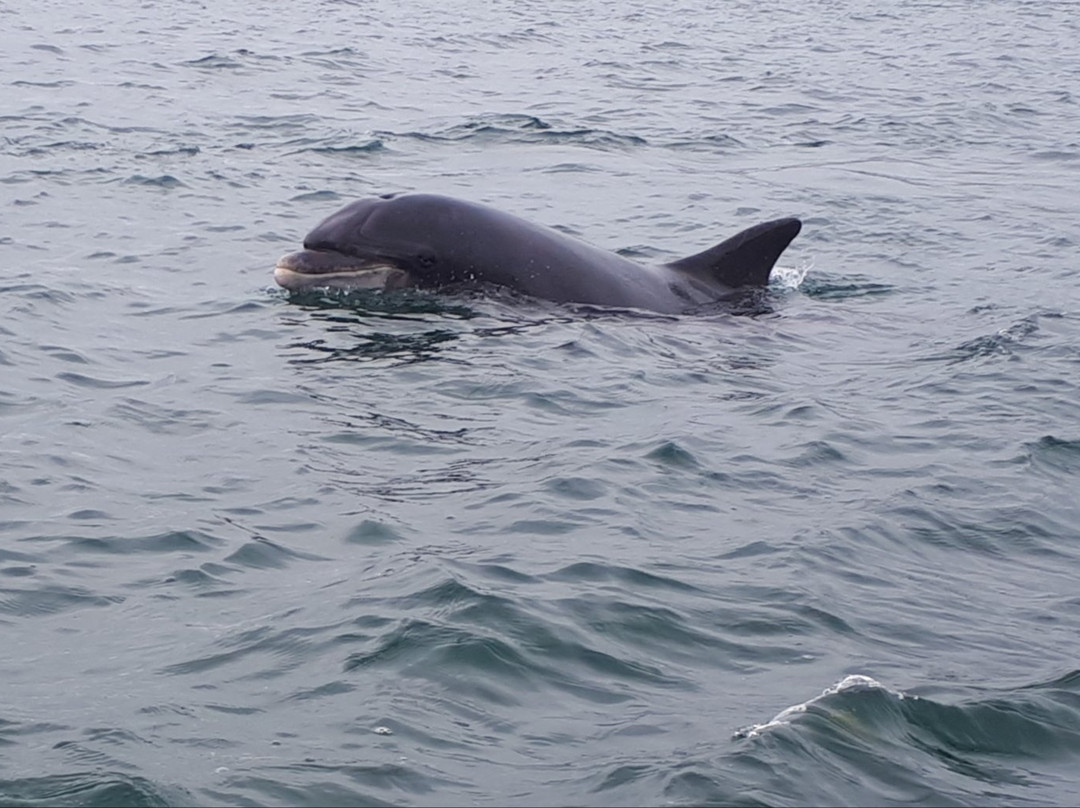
[{"left": 0, "top": 772, "right": 184, "bottom": 808}]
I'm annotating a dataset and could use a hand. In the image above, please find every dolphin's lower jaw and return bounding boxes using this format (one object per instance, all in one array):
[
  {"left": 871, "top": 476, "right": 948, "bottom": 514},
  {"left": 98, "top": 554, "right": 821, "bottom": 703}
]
[{"left": 274, "top": 249, "right": 409, "bottom": 291}]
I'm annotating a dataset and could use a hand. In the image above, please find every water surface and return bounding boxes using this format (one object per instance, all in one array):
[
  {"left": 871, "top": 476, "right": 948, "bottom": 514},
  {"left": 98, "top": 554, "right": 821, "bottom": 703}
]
[{"left": 2, "top": 0, "right": 1080, "bottom": 805}]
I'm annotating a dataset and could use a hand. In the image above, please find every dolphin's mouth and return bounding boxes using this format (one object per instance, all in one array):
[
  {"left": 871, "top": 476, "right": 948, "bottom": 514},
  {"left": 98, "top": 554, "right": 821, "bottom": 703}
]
[{"left": 274, "top": 249, "right": 410, "bottom": 291}]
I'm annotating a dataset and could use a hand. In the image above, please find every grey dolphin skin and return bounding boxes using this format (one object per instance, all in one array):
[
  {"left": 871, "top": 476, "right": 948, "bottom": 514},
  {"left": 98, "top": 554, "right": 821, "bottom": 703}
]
[{"left": 275, "top": 193, "right": 801, "bottom": 314}]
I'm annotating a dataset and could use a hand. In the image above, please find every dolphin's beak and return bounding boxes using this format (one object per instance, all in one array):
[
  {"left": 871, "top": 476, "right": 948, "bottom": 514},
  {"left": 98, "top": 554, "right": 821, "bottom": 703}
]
[{"left": 273, "top": 249, "right": 409, "bottom": 291}]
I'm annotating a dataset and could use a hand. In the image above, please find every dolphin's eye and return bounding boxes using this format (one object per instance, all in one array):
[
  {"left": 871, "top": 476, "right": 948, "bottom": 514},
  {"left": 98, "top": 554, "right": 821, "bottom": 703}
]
[{"left": 417, "top": 252, "right": 436, "bottom": 269}]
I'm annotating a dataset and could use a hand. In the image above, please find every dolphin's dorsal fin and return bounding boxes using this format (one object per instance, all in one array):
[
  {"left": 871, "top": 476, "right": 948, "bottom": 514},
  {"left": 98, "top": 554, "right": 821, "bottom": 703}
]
[{"left": 665, "top": 217, "right": 802, "bottom": 289}]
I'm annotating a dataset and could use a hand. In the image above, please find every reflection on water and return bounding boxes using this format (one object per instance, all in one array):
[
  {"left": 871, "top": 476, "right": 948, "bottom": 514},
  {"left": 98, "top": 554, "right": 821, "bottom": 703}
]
[
  {"left": 281, "top": 287, "right": 479, "bottom": 319},
  {"left": 286, "top": 328, "right": 462, "bottom": 365}
]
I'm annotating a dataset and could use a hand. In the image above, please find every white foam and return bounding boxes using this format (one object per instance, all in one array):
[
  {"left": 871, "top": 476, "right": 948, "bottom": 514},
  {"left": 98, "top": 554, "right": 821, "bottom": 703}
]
[{"left": 771, "top": 258, "right": 814, "bottom": 290}]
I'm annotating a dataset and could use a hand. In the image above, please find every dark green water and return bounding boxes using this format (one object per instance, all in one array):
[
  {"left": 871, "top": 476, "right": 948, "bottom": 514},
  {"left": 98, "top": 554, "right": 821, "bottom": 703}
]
[{"left": 3, "top": 0, "right": 1080, "bottom": 805}]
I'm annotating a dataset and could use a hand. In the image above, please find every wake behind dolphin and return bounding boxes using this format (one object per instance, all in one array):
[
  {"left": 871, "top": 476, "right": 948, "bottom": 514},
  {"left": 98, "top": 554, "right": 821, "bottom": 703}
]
[{"left": 275, "top": 193, "right": 801, "bottom": 314}]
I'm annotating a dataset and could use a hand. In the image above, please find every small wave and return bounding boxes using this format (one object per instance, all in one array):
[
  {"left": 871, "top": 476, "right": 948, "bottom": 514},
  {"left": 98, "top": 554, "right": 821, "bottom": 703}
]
[
  {"left": 55, "top": 371, "right": 149, "bottom": 390},
  {"left": 0, "top": 584, "right": 123, "bottom": 618},
  {"left": 1022, "top": 435, "right": 1080, "bottom": 476},
  {"left": 737, "top": 674, "right": 901, "bottom": 738},
  {"left": 383, "top": 114, "right": 647, "bottom": 151},
  {"left": 737, "top": 670, "right": 1080, "bottom": 801},
  {"left": 0, "top": 772, "right": 184, "bottom": 807},
  {"left": 289, "top": 189, "right": 344, "bottom": 203},
  {"left": 181, "top": 53, "right": 244, "bottom": 70},
  {"left": 337, "top": 575, "right": 689, "bottom": 705},
  {"left": 923, "top": 316, "right": 1040, "bottom": 364},
  {"left": 119, "top": 174, "right": 184, "bottom": 189},
  {"left": 799, "top": 274, "right": 896, "bottom": 300},
  {"left": 663, "top": 132, "right": 746, "bottom": 152},
  {"left": 48, "top": 530, "right": 223, "bottom": 556},
  {"left": 296, "top": 139, "right": 386, "bottom": 157},
  {"left": 140, "top": 145, "right": 199, "bottom": 158}
]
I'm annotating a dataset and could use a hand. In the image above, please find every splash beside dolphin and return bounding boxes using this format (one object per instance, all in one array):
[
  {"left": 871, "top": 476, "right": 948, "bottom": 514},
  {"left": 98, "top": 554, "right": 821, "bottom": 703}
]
[{"left": 275, "top": 193, "right": 801, "bottom": 314}]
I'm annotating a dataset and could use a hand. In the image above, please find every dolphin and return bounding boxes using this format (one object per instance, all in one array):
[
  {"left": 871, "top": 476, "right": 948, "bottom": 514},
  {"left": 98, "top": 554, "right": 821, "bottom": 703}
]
[{"left": 274, "top": 193, "right": 801, "bottom": 314}]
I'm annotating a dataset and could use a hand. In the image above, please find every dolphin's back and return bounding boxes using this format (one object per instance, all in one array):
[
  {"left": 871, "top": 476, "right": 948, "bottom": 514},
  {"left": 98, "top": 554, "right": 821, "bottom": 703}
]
[{"left": 416, "top": 197, "right": 689, "bottom": 312}]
